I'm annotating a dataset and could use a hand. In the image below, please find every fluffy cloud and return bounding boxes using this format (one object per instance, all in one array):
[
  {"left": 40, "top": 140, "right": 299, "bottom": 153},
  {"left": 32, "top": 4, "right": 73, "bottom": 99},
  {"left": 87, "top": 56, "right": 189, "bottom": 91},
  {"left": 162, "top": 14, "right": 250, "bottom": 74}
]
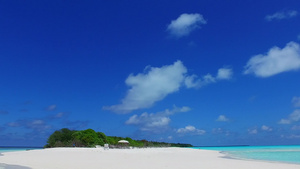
[
  {"left": 244, "top": 41, "right": 300, "bottom": 77},
  {"left": 184, "top": 68, "right": 232, "bottom": 89},
  {"left": 127, "top": 113, "right": 170, "bottom": 131},
  {"left": 279, "top": 109, "right": 300, "bottom": 124},
  {"left": 184, "top": 74, "right": 214, "bottom": 88},
  {"left": 104, "top": 61, "right": 187, "bottom": 113},
  {"left": 217, "top": 68, "right": 233, "bottom": 80},
  {"left": 177, "top": 125, "right": 206, "bottom": 135},
  {"left": 261, "top": 125, "right": 272, "bottom": 131},
  {"left": 125, "top": 106, "right": 190, "bottom": 132},
  {"left": 265, "top": 10, "right": 298, "bottom": 21},
  {"left": 105, "top": 60, "right": 232, "bottom": 113},
  {"left": 292, "top": 97, "right": 300, "bottom": 107},
  {"left": 216, "top": 115, "right": 230, "bottom": 122},
  {"left": 167, "top": 13, "right": 206, "bottom": 38}
]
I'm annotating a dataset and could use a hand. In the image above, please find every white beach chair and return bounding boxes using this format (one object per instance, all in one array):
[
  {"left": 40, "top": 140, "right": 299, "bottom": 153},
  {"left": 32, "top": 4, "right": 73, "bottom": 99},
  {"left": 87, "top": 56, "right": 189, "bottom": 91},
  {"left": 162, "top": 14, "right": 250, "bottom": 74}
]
[{"left": 104, "top": 144, "right": 109, "bottom": 150}]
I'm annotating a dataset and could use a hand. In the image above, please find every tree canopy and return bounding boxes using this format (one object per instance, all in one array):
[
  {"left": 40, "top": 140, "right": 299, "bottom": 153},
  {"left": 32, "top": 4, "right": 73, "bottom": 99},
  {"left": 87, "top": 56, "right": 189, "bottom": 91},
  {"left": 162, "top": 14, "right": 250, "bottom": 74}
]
[{"left": 45, "top": 128, "right": 192, "bottom": 148}]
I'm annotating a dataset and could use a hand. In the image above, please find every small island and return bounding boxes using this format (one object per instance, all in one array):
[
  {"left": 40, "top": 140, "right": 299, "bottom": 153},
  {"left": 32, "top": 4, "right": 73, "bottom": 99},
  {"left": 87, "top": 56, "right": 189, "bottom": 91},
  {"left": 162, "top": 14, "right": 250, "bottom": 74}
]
[{"left": 45, "top": 128, "right": 192, "bottom": 148}]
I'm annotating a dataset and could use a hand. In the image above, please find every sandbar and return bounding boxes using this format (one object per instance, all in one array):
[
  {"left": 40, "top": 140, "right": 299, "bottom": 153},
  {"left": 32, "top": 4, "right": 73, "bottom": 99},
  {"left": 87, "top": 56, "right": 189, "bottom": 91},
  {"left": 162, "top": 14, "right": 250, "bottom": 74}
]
[{"left": 0, "top": 147, "right": 299, "bottom": 169}]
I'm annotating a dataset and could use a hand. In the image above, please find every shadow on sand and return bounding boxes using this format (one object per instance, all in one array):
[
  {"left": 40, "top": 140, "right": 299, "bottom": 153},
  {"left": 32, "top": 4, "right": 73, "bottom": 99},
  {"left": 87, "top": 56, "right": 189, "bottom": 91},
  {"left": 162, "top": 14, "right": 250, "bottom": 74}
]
[{"left": 0, "top": 163, "right": 32, "bottom": 169}]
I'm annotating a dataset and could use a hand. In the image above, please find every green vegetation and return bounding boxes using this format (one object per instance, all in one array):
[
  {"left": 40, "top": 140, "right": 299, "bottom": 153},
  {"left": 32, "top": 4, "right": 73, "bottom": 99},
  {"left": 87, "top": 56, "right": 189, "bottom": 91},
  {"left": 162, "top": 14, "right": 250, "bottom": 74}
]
[{"left": 45, "top": 128, "right": 192, "bottom": 148}]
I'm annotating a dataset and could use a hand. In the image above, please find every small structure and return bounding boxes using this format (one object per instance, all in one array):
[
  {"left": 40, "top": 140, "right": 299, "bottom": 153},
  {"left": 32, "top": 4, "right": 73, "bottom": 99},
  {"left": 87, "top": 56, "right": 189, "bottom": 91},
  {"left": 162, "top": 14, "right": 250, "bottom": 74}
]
[
  {"left": 118, "top": 140, "right": 129, "bottom": 148},
  {"left": 104, "top": 144, "right": 109, "bottom": 150},
  {"left": 118, "top": 140, "right": 129, "bottom": 144}
]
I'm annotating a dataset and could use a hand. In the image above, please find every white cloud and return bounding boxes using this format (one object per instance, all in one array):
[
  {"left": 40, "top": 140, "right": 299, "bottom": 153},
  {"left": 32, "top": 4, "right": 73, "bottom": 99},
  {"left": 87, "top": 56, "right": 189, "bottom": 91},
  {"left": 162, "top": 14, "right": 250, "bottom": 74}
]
[
  {"left": 177, "top": 125, "right": 206, "bottom": 135},
  {"left": 279, "top": 109, "right": 300, "bottom": 124},
  {"left": 183, "top": 75, "right": 199, "bottom": 88},
  {"left": 292, "top": 97, "right": 300, "bottom": 107},
  {"left": 216, "top": 115, "right": 230, "bottom": 122},
  {"left": 244, "top": 41, "right": 300, "bottom": 77},
  {"left": 265, "top": 10, "right": 298, "bottom": 21},
  {"left": 178, "top": 106, "right": 191, "bottom": 112},
  {"left": 127, "top": 113, "right": 170, "bottom": 131},
  {"left": 217, "top": 68, "right": 233, "bottom": 80},
  {"left": 104, "top": 61, "right": 187, "bottom": 113},
  {"left": 105, "top": 60, "right": 232, "bottom": 113},
  {"left": 261, "top": 125, "right": 272, "bottom": 131},
  {"left": 184, "top": 68, "right": 232, "bottom": 89},
  {"left": 248, "top": 129, "right": 258, "bottom": 134},
  {"left": 184, "top": 74, "right": 214, "bottom": 88},
  {"left": 167, "top": 13, "right": 207, "bottom": 38},
  {"left": 125, "top": 106, "right": 190, "bottom": 132}
]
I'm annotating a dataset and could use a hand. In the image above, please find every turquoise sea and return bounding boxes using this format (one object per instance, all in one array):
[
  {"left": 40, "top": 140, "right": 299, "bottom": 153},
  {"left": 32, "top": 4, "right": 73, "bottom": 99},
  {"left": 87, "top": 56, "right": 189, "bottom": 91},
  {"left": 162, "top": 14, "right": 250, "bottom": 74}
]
[
  {"left": 0, "top": 147, "right": 42, "bottom": 154},
  {"left": 192, "top": 145, "right": 300, "bottom": 164}
]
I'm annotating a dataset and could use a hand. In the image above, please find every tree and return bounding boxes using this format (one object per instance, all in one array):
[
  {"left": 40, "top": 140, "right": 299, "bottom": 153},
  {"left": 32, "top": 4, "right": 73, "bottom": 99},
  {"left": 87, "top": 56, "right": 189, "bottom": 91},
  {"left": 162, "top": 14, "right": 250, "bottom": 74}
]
[
  {"left": 45, "top": 128, "right": 75, "bottom": 147},
  {"left": 72, "top": 129, "right": 104, "bottom": 147},
  {"left": 97, "top": 132, "right": 107, "bottom": 144}
]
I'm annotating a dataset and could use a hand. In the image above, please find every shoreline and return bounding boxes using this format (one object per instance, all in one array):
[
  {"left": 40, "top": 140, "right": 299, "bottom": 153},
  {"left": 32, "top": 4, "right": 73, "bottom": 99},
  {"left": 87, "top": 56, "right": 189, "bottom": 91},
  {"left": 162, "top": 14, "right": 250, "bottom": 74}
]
[
  {"left": 0, "top": 147, "right": 299, "bottom": 169},
  {"left": 193, "top": 145, "right": 300, "bottom": 165},
  {"left": 219, "top": 151, "right": 300, "bottom": 166}
]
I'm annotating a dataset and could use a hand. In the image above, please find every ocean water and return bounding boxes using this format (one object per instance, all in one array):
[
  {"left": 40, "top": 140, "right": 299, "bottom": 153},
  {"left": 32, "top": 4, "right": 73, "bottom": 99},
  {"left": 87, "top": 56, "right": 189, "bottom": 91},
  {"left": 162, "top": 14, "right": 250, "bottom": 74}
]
[
  {"left": 192, "top": 145, "right": 300, "bottom": 164},
  {"left": 0, "top": 147, "right": 42, "bottom": 154}
]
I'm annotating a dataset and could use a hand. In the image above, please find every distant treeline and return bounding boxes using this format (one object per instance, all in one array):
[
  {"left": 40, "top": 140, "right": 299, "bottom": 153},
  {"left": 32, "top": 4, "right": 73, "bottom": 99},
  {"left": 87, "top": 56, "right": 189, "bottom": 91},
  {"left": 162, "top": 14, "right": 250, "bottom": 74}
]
[{"left": 45, "top": 128, "right": 192, "bottom": 148}]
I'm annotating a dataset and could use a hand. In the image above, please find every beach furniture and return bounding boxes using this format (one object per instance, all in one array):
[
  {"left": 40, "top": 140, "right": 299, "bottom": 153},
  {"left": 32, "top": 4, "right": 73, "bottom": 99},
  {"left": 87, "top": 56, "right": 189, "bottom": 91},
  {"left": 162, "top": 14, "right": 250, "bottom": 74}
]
[
  {"left": 118, "top": 140, "right": 129, "bottom": 149},
  {"left": 104, "top": 144, "right": 109, "bottom": 150}
]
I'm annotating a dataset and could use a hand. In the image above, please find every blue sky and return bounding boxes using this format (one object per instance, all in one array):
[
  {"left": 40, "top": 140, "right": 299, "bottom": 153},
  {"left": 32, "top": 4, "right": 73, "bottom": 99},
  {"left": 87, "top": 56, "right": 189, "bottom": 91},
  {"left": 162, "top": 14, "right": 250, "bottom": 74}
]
[{"left": 0, "top": 0, "right": 300, "bottom": 146}]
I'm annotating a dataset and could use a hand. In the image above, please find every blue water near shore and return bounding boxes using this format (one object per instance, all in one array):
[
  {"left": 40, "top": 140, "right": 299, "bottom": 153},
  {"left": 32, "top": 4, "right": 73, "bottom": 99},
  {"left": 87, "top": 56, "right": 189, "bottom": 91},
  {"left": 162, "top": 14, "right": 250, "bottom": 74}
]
[
  {"left": 192, "top": 145, "right": 300, "bottom": 164},
  {"left": 0, "top": 147, "right": 42, "bottom": 154}
]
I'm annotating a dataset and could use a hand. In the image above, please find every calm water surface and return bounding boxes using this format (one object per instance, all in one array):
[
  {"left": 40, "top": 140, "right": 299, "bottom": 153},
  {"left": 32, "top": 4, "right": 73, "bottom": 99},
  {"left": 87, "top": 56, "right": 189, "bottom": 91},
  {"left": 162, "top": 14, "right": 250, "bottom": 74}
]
[
  {"left": 0, "top": 147, "right": 42, "bottom": 154},
  {"left": 192, "top": 145, "right": 300, "bottom": 164}
]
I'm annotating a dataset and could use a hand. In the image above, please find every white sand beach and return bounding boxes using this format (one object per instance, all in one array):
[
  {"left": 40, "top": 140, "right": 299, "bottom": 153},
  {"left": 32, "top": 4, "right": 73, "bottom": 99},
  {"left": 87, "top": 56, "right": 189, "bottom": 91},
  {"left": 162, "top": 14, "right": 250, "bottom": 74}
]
[{"left": 0, "top": 147, "right": 299, "bottom": 169}]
